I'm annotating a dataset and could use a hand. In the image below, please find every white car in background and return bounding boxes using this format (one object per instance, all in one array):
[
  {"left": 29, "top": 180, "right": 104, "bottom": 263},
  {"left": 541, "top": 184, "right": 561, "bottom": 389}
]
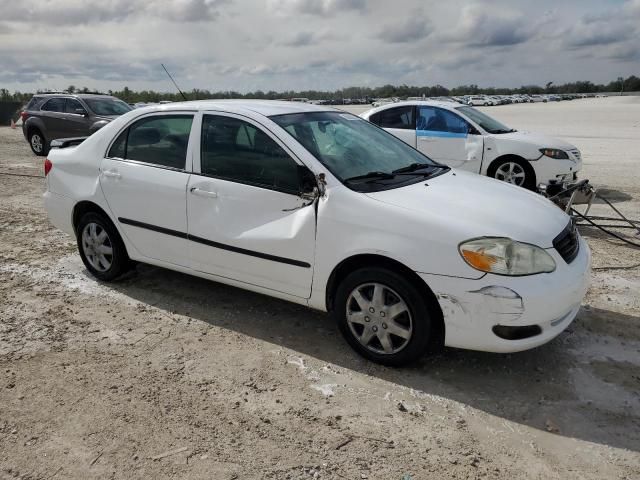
[
  {"left": 361, "top": 101, "right": 581, "bottom": 190},
  {"left": 43, "top": 101, "right": 589, "bottom": 366},
  {"left": 467, "top": 96, "right": 492, "bottom": 106}
]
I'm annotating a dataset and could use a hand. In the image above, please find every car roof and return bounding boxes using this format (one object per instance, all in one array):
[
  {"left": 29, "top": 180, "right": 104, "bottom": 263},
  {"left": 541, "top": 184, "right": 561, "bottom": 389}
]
[
  {"left": 132, "top": 99, "right": 342, "bottom": 117},
  {"left": 34, "top": 93, "right": 118, "bottom": 99},
  {"left": 362, "top": 100, "right": 461, "bottom": 118}
]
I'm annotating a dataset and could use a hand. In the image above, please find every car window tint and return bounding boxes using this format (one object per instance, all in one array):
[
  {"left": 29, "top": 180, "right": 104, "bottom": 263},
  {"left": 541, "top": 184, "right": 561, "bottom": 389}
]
[
  {"left": 375, "top": 106, "right": 414, "bottom": 130},
  {"left": 417, "top": 107, "right": 468, "bottom": 135},
  {"left": 108, "top": 129, "right": 127, "bottom": 158},
  {"left": 41, "top": 98, "right": 65, "bottom": 112},
  {"left": 65, "top": 98, "right": 85, "bottom": 114},
  {"left": 109, "top": 115, "right": 193, "bottom": 169},
  {"left": 201, "top": 115, "right": 300, "bottom": 194}
]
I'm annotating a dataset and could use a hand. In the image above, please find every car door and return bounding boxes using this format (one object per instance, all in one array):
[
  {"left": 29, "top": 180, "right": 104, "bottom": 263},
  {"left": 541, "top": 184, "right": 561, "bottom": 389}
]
[
  {"left": 39, "top": 97, "right": 67, "bottom": 139},
  {"left": 63, "top": 98, "right": 92, "bottom": 137},
  {"left": 100, "top": 112, "right": 195, "bottom": 267},
  {"left": 187, "top": 112, "right": 316, "bottom": 299},
  {"left": 415, "top": 106, "right": 483, "bottom": 171},
  {"left": 369, "top": 106, "right": 416, "bottom": 147}
]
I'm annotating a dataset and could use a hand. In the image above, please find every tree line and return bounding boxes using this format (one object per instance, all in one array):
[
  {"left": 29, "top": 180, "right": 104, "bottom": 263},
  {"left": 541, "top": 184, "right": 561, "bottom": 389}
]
[{"left": 1, "top": 75, "right": 638, "bottom": 104}]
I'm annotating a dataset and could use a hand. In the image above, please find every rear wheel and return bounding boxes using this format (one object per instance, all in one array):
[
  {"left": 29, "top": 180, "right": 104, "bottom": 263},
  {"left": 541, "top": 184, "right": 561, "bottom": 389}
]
[
  {"left": 29, "top": 129, "right": 47, "bottom": 156},
  {"left": 76, "top": 212, "right": 129, "bottom": 281},
  {"left": 333, "top": 267, "right": 435, "bottom": 366}
]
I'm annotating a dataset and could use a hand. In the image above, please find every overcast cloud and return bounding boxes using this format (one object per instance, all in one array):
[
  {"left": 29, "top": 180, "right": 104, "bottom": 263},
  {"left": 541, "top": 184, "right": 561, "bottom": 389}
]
[{"left": 0, "top": 0, "right": 638, "bottom": 92}]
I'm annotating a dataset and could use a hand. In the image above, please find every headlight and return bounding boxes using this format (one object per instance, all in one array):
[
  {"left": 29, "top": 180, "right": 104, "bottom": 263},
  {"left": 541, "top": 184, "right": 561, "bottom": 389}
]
[
  {"left": 459, "top": 238, "right": 556, "bottom": 276},
  {"left": 539, "top": 148, "right": 569, "bottom": 159}
]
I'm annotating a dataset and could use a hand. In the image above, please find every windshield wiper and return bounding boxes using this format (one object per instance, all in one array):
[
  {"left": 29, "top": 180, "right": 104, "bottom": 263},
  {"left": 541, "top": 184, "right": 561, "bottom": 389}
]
[
  {"left": 392, "top": 162, "right": 432, "bottom": 174},
  {"left": 344, "top": 171, "right": 396, "bottom": 183},
  {"left": 489, "top": 128, "right": 516, "bottom": 134}
]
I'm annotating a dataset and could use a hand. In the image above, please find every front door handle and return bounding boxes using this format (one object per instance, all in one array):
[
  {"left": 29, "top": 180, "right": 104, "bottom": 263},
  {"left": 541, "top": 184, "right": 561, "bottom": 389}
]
[
  {"left": 102, "top": 169, "right": 121, "bottom": 179},
  {"left": 190, "top": 187, "right": 218, "bottom": 198}
]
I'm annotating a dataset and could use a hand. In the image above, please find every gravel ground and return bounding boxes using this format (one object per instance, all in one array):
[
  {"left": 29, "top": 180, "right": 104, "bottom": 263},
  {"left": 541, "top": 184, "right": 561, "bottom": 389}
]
[{"left": 0, "top": 97, "right": 639, "bottom": 479}]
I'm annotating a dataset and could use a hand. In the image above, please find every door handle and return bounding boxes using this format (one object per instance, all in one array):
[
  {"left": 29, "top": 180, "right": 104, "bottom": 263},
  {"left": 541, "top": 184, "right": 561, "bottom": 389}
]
[
  {"left": 190, "top": 187, "right": 218, "bottom": 198},
  {"left": 418, "top": 137, "right": 435, "bottom": 142},
  {"left": 102, "top": 170, "right": 121, "bottom": 179}
]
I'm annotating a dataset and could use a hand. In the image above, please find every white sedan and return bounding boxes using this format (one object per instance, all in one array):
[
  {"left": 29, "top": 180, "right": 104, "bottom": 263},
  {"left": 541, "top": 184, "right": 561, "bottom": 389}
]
[
  {"left": 43, "top": 101, "right": 590, "bottom": 365},
  {"left": 361, "top": 101, "right": 581, "bottom": 190}
]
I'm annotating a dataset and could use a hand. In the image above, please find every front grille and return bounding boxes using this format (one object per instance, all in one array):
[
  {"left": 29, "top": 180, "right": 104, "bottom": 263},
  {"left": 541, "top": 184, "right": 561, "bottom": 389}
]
[
  {"left": 568, "top": 149, "right": 581, "bottom": 162},
  {"left": 553, "top": 221, "right": 580, "bottom": 264}
]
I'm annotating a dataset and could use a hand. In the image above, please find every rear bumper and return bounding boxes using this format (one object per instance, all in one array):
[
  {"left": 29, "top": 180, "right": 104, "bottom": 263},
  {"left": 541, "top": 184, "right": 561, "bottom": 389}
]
[
  {"left": 419, "top": 235, "right": 591, "bottom": 353},
  {"left": 43, "top": 190, "right": 75, "bottom": 237}
]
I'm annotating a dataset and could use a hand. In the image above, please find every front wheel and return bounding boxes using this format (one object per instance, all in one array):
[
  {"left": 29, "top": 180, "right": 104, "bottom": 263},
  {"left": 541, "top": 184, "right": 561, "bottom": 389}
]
[
  {"left": 333, "top": 267, "right": 435, "bottom": 366},
  {"left": 76, "top": 212, "right": 130, "bottom": 281},
  {"left": 489, "top": 158, "right": 535, "bottom": 190}
]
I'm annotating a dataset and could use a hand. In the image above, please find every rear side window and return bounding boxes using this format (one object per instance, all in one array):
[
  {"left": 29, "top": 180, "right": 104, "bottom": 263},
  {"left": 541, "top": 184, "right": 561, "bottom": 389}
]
[
  {"left": 26, "top": 97, "right": 45, "bottom": 110},
  {"left": 370, "top": 106, "right": 415, "bottom": 130},
  {"left": 41, "top": 98, "right": 65, "bottom": 112},
  {"left": 107, "top": 115, "right": 193, "bottom": 170},
  {"left": 200, "top": 115, "right": 300, "bottom": 194},
  {"left": 65, "top": 98, "right": 85, "bottom": 114},
  {"left": 417, "top": 106, "right": 469, "bottom": 135}
]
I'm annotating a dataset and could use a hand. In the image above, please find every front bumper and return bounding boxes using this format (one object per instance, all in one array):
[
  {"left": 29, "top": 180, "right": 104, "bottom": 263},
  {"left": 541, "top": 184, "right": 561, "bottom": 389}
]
[
  {"left": 419, "top": 235, "right": 591, "bottom": 353},
  {"left": 533, "top": 152, "right": 582, "bottom": 185}
]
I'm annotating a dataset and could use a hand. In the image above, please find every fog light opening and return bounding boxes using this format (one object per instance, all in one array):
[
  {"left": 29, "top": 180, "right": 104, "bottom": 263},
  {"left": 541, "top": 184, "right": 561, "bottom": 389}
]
[{"left": 492, "top": 324, "right": 542, "bottom": 340}]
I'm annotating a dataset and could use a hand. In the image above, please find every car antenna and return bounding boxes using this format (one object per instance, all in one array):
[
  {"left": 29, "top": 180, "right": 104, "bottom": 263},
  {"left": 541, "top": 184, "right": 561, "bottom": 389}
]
[{"left": 161, "top": 63, "right": 188, "bottom": 101}]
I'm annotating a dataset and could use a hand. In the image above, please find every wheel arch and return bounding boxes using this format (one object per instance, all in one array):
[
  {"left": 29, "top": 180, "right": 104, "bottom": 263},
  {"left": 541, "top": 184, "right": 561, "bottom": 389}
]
[
  {"left": 325, "top": 253, "right": 445, "bottom": 348},
  {"left": 72, "top": 200, "right": 116, "bottom": 236}
]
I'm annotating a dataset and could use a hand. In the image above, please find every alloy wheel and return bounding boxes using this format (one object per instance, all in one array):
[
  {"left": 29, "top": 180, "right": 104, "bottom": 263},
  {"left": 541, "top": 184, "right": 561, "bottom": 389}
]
[
  {"left": 81, "top": 222, "right": 113, "bottom": 272},
  {"left": 346, "top": 282, "right": 413, "bottom": 355},
  {"left": 31, "top": 134, "right": 43, "bottom": 153},
  {"left": 495, "top": 162, "right": 526, "bottom": 186}
]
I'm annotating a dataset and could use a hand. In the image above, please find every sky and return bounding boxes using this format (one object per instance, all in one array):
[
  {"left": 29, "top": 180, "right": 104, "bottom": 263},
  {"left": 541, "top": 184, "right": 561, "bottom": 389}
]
[{"left": 0, "top": 0, "right": 639, "bottom": 93}]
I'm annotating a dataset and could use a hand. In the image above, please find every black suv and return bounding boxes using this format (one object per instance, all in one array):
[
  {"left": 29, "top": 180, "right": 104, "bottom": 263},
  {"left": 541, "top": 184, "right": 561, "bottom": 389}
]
[{"left": 21, "top": 93, "right": 132, "bottom": 155}]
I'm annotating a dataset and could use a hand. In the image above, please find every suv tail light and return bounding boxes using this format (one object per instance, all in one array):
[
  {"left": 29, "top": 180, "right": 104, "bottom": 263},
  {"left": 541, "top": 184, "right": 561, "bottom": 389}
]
[
  {"left": 20, "top": 111, "right": 28, "bottom": 122},
  {"left": 44, "top": 158, "right": 52, "bottom": 176}
]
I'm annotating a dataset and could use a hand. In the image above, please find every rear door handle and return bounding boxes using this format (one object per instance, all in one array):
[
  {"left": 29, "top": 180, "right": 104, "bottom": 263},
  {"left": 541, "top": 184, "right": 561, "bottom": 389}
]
[
  {"left": 102, "top": 169, "right": 121, "bottom": 179},
  {"left": 190, "top": 187, "right": 218, "bottom": 198}
]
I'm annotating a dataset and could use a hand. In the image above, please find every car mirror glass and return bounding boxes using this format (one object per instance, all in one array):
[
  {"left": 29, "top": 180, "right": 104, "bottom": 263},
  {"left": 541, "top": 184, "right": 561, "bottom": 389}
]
[{"left": 298, "top": 166, "right": 318, "bottom": 199}]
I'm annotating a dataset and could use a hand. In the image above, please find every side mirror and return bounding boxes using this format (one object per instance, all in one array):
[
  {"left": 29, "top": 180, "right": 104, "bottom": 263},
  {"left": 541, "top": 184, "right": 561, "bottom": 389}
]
[
  {"left": 75, "top": 108, "right": 88, "bottom": 116},
  {"left": 298, "top": 166, "right": 319, "bottom": 200}
]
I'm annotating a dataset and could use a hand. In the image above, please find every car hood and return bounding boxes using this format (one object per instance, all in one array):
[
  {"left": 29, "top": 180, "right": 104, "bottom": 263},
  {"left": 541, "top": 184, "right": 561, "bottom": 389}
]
[
  {"left": 364, "top": 170, "right": 570, "bottom": 248},
  {"left": 492, "top": 130, "right": 576, "bottom": 150}
]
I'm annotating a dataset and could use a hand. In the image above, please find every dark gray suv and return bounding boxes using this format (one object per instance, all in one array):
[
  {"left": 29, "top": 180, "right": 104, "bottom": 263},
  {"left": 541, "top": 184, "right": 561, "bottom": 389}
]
[{"left": 21, "top": 94, "right": 132, "bottom": 155}]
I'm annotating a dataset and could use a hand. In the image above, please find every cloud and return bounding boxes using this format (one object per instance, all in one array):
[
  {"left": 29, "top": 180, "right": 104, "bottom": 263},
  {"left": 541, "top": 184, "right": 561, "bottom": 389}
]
[
  {"left": 449, "top": 5, "right": 535, "bottom": 47},
  {"left": 268, "top": 0, "right": 365, "bottom": 17},
  {"left": 0, "top": 0, "right": 230, "bottom": 25},
  {"left": 280, "top": 31, "right": 340, "bottom": 47},
  {"left": 565, "top": 17, "right": 635, "bottom": 47},
  {"left": 378, "top": 12, "right": 432, "bottom": 44}
]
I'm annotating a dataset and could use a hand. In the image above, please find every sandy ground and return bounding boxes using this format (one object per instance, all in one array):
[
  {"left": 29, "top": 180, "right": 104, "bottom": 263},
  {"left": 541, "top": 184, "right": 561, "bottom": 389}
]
[{"left": 0, "top": 97, "right": 639, "bottom": 479}]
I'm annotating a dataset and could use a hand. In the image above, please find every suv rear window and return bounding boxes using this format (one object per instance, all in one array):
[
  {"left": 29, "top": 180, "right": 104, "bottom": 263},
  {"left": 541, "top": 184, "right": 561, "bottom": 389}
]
[{"left": 41, "top": 98, "right": 65, "bottom": 112}]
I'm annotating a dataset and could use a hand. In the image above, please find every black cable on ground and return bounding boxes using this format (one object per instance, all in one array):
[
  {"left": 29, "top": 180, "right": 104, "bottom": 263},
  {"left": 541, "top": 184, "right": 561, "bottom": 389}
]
[
  {"left": 571, "top": 207, "right": 640, "bottom": 248},
  {"left": 0, "top": 171, "right": 44, "bottom": 179}
]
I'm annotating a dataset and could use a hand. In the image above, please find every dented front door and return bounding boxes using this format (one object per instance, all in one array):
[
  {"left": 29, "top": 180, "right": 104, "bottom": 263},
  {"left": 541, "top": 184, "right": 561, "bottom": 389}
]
[{"left": 186, "top": 177, "right": 315, "bottom": 298}]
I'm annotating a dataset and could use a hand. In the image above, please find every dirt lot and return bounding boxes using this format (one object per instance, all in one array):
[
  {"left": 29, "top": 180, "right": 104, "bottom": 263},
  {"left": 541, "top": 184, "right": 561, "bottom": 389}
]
[{"left": 1, "top": 97, "right": 639, "bottom": 479}]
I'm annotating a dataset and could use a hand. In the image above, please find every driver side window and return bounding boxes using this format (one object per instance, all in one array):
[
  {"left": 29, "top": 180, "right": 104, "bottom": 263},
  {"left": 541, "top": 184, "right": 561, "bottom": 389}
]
[
  {"left": 417, "top": 107, "right": 469, "bottom": 136},
  {"left": 200, "top": 115, "right": 301, "bottom": 194}
]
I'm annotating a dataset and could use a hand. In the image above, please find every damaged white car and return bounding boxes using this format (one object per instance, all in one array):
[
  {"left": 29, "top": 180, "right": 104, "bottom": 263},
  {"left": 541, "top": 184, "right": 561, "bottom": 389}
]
[
  {"left": 43, "top": 101, "right": 591, "bottom": 365},
  {"left": 361, "top": 101, "right": 582, "bottom": 190}
]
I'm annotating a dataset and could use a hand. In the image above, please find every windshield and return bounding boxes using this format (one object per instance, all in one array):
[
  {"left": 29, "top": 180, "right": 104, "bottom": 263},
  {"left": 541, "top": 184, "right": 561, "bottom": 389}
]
[
  {"left": 84, "top": 98, "right": 132, "bottom": 116},
  {"left": 271, "top": 111, "right": 445, "bottom": 191},
  {"left": 456, "top": 106, "right": 515, "bottom": 134}
]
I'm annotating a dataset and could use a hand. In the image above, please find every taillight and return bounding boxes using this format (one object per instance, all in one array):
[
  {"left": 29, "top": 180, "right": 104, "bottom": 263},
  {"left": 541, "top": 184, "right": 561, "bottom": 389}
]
[
  {"left": 20, "top": 111, "right": 28, "bottom": 122},
  {"left": 44, "top": 158, "right": 52, "bottom": 176}
]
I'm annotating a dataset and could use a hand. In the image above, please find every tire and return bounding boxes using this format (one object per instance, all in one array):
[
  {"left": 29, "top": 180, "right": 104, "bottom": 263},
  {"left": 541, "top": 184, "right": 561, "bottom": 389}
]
[
  {"left": 333, "top": 267, "right": 436, "bottom": 366},
  {"left": 28, "top": 128, "right": 47, "bottom": 156},
  {"left": 488, "top": 157, "right": 536, "bottom": 190},
  {"left": 76, "top": 212, "right": 130, "bottom": 281}
]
